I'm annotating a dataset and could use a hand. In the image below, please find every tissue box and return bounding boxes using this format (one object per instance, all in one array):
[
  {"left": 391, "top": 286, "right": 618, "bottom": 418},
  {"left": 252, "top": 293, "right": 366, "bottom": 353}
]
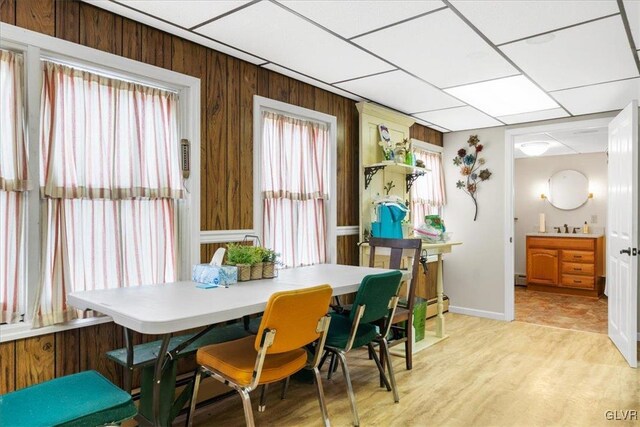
[{"left": 192, "top": 265, "right": 238, "bottom": 286}]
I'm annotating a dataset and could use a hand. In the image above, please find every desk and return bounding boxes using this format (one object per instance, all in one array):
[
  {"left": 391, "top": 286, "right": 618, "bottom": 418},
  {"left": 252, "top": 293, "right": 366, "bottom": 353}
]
[{"left": 68, "top": 264, "right": 407, "bottom": 426}]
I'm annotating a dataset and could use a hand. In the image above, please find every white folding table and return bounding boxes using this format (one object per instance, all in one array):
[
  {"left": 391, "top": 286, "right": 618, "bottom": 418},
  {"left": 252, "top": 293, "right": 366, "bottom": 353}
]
[{"left": 68, "top": 264, "right": 406, "bottom": 426}]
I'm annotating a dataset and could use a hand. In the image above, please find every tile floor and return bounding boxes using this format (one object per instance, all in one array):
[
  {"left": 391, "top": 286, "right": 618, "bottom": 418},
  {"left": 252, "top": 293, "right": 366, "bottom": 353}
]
[{"left": 515, "top": 286, "right": 608, "bottom": 334}]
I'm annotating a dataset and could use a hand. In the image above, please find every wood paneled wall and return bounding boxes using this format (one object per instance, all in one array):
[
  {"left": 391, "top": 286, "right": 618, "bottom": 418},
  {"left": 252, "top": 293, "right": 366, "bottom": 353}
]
[{"left": 0, "top": 0, "right": 441, "bottom": 393}]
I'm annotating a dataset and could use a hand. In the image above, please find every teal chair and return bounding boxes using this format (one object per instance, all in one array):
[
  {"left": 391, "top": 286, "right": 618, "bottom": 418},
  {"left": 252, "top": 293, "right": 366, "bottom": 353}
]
[{"left": 323, "top": 270, "right": 403, "bottom": 426}]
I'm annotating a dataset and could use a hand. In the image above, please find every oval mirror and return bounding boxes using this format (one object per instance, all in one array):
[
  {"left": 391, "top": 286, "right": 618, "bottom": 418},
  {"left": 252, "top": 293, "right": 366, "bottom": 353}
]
[{"left": 547, "top": 170, "right": 589, "bottom": 210}]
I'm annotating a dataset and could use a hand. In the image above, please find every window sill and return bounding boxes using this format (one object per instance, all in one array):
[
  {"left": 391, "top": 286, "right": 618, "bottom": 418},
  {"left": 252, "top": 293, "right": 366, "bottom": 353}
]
[{"left": 0, "top": 315, "right": 114, "bottom": 343}]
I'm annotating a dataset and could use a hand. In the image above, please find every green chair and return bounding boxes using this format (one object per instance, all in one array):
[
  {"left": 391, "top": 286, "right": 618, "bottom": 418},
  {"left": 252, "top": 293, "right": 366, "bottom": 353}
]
[{"left": 323, "top": 270, "right": 403, "bottom": 426}]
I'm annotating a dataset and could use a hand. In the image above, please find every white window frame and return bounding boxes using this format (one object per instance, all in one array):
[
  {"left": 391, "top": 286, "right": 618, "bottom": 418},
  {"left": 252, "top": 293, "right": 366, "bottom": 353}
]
[
  {"left": 0, "top": 23, "right": 201, "bottom": 342},
  {"left": 253, "top": 95, "right": 337, "bottom": 265}
]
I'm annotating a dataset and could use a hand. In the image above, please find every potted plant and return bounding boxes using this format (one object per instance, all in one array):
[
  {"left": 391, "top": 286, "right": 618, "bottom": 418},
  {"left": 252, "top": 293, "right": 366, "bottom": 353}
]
[
  {"left": 226, "top": 243, "right": 255, "bottom": 281},
  {"left": 249, "top": 246, "right": 266, "bottom": 280},
  {"left": 261, "top": 248, "right": 279, "bottom": 279}
]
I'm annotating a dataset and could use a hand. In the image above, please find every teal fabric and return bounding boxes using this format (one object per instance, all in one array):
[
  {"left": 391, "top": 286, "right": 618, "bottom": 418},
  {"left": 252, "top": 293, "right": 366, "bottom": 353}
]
[
  {"left": 350, "top": 271, "right": 402, "bottom": 323},
  {"left": 326, "top": 271, "right": 402, "bottom": 350},
  {"left": 0, "top": 370, "right": 136, "bottom": 427}
]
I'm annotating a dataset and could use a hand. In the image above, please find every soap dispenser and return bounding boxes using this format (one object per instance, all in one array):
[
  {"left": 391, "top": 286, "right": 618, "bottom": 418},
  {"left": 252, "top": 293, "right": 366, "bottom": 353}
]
[{"left": 582, "top": 221, "right": 589, "bottom": 234}]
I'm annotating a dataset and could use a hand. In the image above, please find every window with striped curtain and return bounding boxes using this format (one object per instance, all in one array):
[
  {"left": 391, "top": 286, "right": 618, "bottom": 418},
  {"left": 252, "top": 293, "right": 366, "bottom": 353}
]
[{"left": 411, "top": 147, "right": 447, "bottom": 228}]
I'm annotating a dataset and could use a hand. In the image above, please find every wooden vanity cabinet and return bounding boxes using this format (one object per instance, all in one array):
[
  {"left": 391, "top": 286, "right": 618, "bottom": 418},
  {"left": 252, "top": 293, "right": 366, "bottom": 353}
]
[{"left": 526, "top": 236, "right": 605, "bottom": 297}]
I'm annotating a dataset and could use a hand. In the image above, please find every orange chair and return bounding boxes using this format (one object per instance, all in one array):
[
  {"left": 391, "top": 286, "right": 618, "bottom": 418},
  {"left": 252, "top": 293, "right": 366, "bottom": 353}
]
[{"left": 186, "top": 285, "right": 333, "bottom": 427}]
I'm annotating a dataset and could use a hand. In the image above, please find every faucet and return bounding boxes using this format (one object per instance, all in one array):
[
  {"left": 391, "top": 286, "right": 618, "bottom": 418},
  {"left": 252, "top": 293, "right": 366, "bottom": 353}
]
[
  {"left": 563, "top": 224, "right": 569, "bottom": 234},
  {"left": 554, "top": 226, "right": 562, "bottom": 233},
  {"left": 572, "top": 227, "right": 580, "bottom": 234}
]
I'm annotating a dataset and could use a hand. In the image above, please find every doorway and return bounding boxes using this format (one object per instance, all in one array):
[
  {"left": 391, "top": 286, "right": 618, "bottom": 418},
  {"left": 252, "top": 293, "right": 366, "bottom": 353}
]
[{"left": 504, "top": 117, "right": 612, "bottom": 334}]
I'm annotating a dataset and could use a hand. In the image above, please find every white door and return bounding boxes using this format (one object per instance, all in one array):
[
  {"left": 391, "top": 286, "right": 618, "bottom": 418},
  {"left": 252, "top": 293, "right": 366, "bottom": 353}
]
[{"left": 607, "top": 101, "right": 638, "bottom": 368}]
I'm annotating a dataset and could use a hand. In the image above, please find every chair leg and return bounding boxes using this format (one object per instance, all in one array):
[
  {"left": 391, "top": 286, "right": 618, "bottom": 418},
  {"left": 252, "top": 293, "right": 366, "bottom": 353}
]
[
  {"left": 258, "top": 383, "right": 269, "bottom": 412},
  {"left": 239, "top": 388, "right": 256, "bottom": 427},
  {"left": 368, "top": 343, "right": 391, "bottom": 391},
  {"left": 406, "top": 316, "right": 413, "bottom": 370},
  {"left": 381, "top": 338, "right": 400, "bottom": 403},
  {"left": 186, "top": 367, "right": 203, "bottom": 427},
  {"left": 327, "top": 353, "right": 337, "bottom": 380},
  {"left": 312, "top": 367, "right": 330, "bottom": 427},
  {"left": 281, "top": 377, "right": 290, "bottom": 400},
  {"left": 336, "top": 351, "right": 360, "bottom": 427},
  {"left": 379, "top": 341, "right": 386, "bottom": 388},
  {"left": 318, "top": 350, "right": 330, "bottom": 372}
]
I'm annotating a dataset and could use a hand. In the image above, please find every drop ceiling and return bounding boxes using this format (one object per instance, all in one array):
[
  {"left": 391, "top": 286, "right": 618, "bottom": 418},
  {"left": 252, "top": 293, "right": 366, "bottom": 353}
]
[
  {"left": 85, "top": 0, "right": 640, "bottom": 133},
  {"left": 513, "top": 126, "right": 608, "bottom": 159}
]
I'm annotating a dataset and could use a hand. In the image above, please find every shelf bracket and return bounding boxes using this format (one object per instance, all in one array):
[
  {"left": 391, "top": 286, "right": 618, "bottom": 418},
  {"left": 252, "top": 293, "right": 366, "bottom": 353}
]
[
  {"left": 405, "top": 171, "right": 425, "bottom": 192},
  {"left": 364, "top": 165, "right": 385, "bottom": 189}
]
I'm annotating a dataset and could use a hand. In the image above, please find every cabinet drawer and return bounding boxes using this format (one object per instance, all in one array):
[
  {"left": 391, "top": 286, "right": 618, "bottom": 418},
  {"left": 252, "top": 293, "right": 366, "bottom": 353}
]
[
  {"left": 562, "top": 250, "right": 595, "bottom": 263},
  {"left": 527, "top": 237, "right": 594, "bottom": 250},
  {"left": 561, "top": 274, "right": 595, "bottom": 289},
  {"left": 561, "top": 262, "right": 594, "bottom": 276}
]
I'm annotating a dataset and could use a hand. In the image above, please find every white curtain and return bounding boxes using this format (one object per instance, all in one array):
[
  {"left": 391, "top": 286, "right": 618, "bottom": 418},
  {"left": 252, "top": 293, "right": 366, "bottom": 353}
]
[
  {"left": 0, "top": 50, "right": 27, "bottom": 323},
  {"left": 261, "top": 111, "right": 329, "bottom": 268},
  {"left": 411, "top": 148, "right": 446, "bottom": 228},
  {"left": 34, "top": 61, "right": 182, "bottom": 327}
]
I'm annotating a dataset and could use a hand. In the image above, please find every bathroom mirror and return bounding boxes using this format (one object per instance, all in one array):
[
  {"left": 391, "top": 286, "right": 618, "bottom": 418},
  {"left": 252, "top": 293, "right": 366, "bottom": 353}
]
[{"left": 547, "top": 170, "right": 589, "bottom": 210}]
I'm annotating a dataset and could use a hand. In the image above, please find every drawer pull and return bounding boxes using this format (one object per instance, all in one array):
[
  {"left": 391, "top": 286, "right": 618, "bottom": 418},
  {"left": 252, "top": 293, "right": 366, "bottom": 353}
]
[
  {"left": 574, "top": 268, "right": 582, "bottom": 271},
  {"left": 573, "top": 280, "right": 582, "bottom": 283},
  {"left": 574, "top": 255, "right": 582, "bottom": 258}
]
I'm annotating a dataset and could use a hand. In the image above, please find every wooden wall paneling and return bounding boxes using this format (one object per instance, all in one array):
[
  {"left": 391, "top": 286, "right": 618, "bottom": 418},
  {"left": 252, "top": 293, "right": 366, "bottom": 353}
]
[
  {"left": 55, "top": 0, "right": 80, "bottom": 43},
  {"left": 313, "top": 87, "right": 331, "bottom": 115},
  {"left": 410, "top": 123, "right": 443, "bottom": 147},
  {"left": 201, "top": 243, "right": 227, "bottom": 264},
  {"left": 296, "top": 80, "right": 316, "bottom": 111},
  {"left": 0, "top": 0, "right": 16, "bottom": 25},
  {"left": 16, "top": 0, "right": 54, "bottom": 36},
  {"left": 80, "top": 323, "right": 122, "bottom": 386},
  {"left": 54, "top": 328, "right": 80, "bottom": 378},
  {"left": 0, "top": 341, "right": 15, "bottom": 393},
  {"left": 335, "top": 95, "right": 347, "bottom": 226},
  {"left": 337, "top": 235, "right": 359, "bottom": 266},
  {"left": 347, "top": 100, "right": 359, "bottom": 225},
  {"left": 79, "top": 3, "right": 122, "bottom": 55},
  {"left": 141, "top": 25, "right": 166, "bottom": 68},
  {"left": 268, "top": 71, "right": 290, "bottom": 103},
  {"left": 204, "top": 49, "right": 228, "bottom": 231},
  {"left": 16, "top": 335, "right": 55, "bottom": 388},
  {"left": 256, "top": 67, "right": 269, "bottom": 98},
  {"left": 121, "top": 18, "right": 142, "bottom": 62},
  {"left": 226, "top": 57, "right": 241, "bottom": 229},
  {"left": 239, "top": 61, "right": 256, "bottom": 229}
]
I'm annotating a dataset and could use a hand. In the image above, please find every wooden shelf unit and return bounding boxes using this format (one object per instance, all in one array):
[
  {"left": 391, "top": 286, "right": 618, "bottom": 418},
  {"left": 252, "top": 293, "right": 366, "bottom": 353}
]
[{"left": 526, "top": 235, "right": 605, "bottom": 297}]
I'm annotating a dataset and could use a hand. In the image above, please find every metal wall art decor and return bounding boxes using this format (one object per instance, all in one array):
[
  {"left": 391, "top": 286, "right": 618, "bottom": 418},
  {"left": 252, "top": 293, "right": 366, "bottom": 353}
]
[{"left": 453, "top": 135, "right": 492, "bottom": 221}]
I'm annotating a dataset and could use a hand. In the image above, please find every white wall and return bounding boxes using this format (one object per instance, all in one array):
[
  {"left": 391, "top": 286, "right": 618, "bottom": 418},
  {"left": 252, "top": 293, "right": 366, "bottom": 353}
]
[
  {"left": 514, "top": 153, "right": 608, "bottom": 275},
  {"left": 443, "top": 127, "right": 507, "bottom": 319}
]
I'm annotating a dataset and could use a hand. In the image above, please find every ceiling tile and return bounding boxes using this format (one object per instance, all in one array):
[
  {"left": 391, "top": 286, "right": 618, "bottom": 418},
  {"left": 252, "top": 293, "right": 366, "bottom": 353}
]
[
  {"left": 445, "top": 75, "right": 558, "bottom": 117},
  {"left": 279, "top": 0, "right": 444, "bottom": 39},
  {"left": 548, "top": 127, "right": 609, "bottom": 154},
  {"left": 451, "top": 0, "right": 619, "bottom": 45},
  {"left": 623, "top": 0, "right": 640, "bottom": 48},
  {"left": 412, "top": 117, "right": 451, "bottom": 133},
  {"left": 261, "top": 64, "right": 362, "bottom": 101},
  {"left": 497, "top": 108, "right": 570, "bottom": 125},
  {"left": 354, "top": 8, "right": 517, "bottom": 88},
  {"left": 195, "top": 1, "right": 393, "bottom": 83},
  {"left": 551, "top": 77, "right": 640, "bottom": 115},
  {"left": 85, "top": 0, "right": 264, "bottom": 64},
  {"left": 336, "top": 70, "right": 462, "bottom": 114},
  {"left": 120, "top": 0, "right": 251, "bottom": 29},
  {"left": 414, "top": 106, "right": 502, "bottom": 131},
  {"left": 500, "top": 15, "right": 638, "bottom": 91}
]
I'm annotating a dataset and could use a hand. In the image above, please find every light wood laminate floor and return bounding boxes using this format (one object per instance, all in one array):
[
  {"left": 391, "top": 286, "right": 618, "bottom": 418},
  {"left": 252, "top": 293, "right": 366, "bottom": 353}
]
[{"left": 190, "top": 313, "right": 639, "bottom": 426}]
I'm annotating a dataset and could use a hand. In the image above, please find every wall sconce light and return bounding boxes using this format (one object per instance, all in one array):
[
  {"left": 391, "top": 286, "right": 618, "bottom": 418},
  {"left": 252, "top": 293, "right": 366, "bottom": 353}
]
[
  {"left": 540, "top": 193, "right": 547, "bottom": 199},
  {"left": 588, "top": 192, "right": 594, "bottom": 199}
]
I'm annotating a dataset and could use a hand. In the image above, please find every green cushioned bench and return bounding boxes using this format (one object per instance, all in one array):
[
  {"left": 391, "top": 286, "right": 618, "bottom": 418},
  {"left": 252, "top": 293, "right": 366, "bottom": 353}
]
[
  {"left": 0, "top": 370, "right": 136, "bottom": 427},
  {"left": 106, "top": 322, "right": 251, "bottom": 425}
]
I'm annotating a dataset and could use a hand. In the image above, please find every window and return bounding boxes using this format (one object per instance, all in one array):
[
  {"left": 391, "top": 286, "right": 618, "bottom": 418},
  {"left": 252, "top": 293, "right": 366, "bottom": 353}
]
[
  {"left": 0, "top": 49, "right": 27, "bottom": 324},
  {"left": 253, "top": 96, "right": 337, "bottom": 268},
  {"left": 0, "top": 25, "right": 200, "bottom": 336},
  {"left": 411, "top": 142, "right": 446, "bottom": 229}
]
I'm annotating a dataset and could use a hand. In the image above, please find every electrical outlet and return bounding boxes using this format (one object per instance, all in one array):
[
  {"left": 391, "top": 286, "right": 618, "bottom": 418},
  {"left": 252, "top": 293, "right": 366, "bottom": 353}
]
[{"left": 591, "top": 215, "right": 597, "bottom": 224}]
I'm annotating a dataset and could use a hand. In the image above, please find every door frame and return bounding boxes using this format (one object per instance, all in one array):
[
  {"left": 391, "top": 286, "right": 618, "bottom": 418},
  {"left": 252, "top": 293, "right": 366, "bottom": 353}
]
[{"left": 503, "top": 117, "right": 614, "bottom": 321}]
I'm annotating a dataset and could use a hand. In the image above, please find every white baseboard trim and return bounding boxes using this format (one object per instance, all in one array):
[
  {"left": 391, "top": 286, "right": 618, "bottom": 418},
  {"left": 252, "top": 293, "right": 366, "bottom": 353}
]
[
  {"left": 337, "top": 225, "right": 358, "bottom": 236},
  {"left": 200, "top": 229, "right": 255, "bottom": 244},
  {"left": 448, "top": 305, "right": 506, "bottom": 321}
]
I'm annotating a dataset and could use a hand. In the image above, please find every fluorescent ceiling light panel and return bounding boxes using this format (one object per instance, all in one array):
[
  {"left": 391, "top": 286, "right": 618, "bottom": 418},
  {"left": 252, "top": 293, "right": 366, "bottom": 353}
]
[
  {"left": 497, "top": 108, "right": 569, "bottom": 125},
  {"left": 552, "top": 78, "right": 640, "bottom": 116},
  {"left": 336, "top": 70, "right": 462, "bottom": 114},
  {"left": 500, "top": 15, "right": 638, "bottom": 91},
  {"left": 280, "top": 0, "right": 445, "bottom": 39},
  {"left": 119, "top": 0, "right": 252, "bottom": 29},
  {"left": 354, "top": 8, "right": 517, "bottom": 88},
  {"left": 414, "top": 106, "right": 502, "bottom": 131},
  {"left": 450, "top": 0, "right": 619, "bottom": 45},
  {"left": 195, "top": 1, "right": 393, "bottom": 83},
  {"left": 444, "top": 75, "right": 559, "bottom": 117}
]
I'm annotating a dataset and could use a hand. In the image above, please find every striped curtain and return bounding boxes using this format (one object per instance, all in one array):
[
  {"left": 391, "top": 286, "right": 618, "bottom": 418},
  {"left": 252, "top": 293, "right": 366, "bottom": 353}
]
[
  {"left": 411, "top": 148, "right": 446, "bottom": 228},
  {"left": 34, "top": 61, "right": 182, "bottom": 327},
  {"left": 0, "top": 50, "right": 27, "bottom": 324},
  {"left": 261, "top": 111, "right": 329, "bottom": 268}
]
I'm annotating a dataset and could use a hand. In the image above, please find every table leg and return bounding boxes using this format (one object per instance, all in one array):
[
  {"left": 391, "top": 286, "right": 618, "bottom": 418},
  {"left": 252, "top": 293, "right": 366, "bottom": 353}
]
[
  {"left": 435, "top": 253, "right": 445, "bottom": 338},
  {"left": 123, "top": 328, "right": 134, "bottom": 394},
  {"left": 153, "top": 334, "right": 171, "bottom": 427}
]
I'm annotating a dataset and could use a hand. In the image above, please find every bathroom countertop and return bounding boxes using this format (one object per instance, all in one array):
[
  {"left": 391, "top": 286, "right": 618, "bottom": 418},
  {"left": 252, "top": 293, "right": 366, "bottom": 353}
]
[{"left": 526, "top": 232, "right": 604, "bottom": 238}]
